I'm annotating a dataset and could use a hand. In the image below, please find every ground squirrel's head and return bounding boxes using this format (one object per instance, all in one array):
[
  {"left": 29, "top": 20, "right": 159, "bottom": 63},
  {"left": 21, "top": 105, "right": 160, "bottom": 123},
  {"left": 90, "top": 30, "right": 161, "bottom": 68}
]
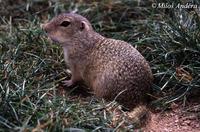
[{"left": 41, "top": 13, "right": 93, "bottom": 44}]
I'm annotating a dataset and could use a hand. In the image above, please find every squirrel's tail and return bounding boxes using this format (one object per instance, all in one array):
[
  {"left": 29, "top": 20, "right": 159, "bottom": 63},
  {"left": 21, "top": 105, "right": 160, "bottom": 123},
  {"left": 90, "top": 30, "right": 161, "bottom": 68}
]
[{"left": 127, "top": 105, "right": 150, "bottom": 128}]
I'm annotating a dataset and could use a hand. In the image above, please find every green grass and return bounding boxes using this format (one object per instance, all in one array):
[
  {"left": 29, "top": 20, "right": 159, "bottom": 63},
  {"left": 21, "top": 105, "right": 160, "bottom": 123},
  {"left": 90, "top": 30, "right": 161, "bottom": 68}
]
[{"left": 0, "top": 0, "right": 200, "bottom": 131}]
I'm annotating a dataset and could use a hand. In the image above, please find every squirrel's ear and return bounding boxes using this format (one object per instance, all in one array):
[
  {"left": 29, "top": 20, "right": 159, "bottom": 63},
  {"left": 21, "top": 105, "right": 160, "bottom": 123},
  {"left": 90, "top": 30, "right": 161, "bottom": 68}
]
[{"left": 80, "top": 21, "right": 90, "bottom": 31}]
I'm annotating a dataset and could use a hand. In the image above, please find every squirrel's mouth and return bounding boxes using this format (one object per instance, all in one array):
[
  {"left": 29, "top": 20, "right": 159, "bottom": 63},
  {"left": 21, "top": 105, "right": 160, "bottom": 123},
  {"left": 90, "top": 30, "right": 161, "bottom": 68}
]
[
  {"left": 47, "top": 35, "right": 60, "bottom": 44},
  {"left": 45, "top": 35, "right": 60, "bottom": 45}
]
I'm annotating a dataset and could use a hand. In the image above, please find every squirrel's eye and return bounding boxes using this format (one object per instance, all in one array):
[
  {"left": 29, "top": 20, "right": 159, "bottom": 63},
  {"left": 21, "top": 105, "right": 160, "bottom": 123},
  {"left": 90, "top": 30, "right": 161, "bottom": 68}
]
[{"left": 60, "top": 21, "right": 70, "bottom": 27}]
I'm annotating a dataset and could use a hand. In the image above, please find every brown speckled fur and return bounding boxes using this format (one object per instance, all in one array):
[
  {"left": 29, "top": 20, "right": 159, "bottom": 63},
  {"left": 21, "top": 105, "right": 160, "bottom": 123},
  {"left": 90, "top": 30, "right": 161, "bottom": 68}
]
[{"left": 42, "top": 13, "right": 153, "bottom": 110}]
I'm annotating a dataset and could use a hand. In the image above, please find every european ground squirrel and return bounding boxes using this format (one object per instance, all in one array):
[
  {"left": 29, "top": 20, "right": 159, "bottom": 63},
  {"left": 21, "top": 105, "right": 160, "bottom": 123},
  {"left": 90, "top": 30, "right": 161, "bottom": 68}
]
[{"left": 42, "top": 13, "right": 153, "bottom": 111}]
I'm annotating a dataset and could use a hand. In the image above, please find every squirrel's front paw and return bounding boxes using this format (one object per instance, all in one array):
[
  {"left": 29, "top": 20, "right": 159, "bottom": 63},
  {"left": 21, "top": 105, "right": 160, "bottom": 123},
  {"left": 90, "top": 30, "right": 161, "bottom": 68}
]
[{"left": 62, "top": 80, "right": 74, "bottom": 87}]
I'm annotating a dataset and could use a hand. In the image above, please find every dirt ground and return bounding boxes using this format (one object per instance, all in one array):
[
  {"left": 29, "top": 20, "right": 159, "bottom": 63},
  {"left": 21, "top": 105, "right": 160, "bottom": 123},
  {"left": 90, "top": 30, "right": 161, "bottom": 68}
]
[{"left": 145, "top": 97, "right": 200, "bottom": 132}]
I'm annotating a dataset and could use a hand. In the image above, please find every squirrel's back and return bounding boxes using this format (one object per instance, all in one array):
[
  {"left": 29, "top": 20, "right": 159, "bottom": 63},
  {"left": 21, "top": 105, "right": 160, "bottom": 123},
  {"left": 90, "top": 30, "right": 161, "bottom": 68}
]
[{"left": 84, "top": 38, "right": 153, "bottom": 109}]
